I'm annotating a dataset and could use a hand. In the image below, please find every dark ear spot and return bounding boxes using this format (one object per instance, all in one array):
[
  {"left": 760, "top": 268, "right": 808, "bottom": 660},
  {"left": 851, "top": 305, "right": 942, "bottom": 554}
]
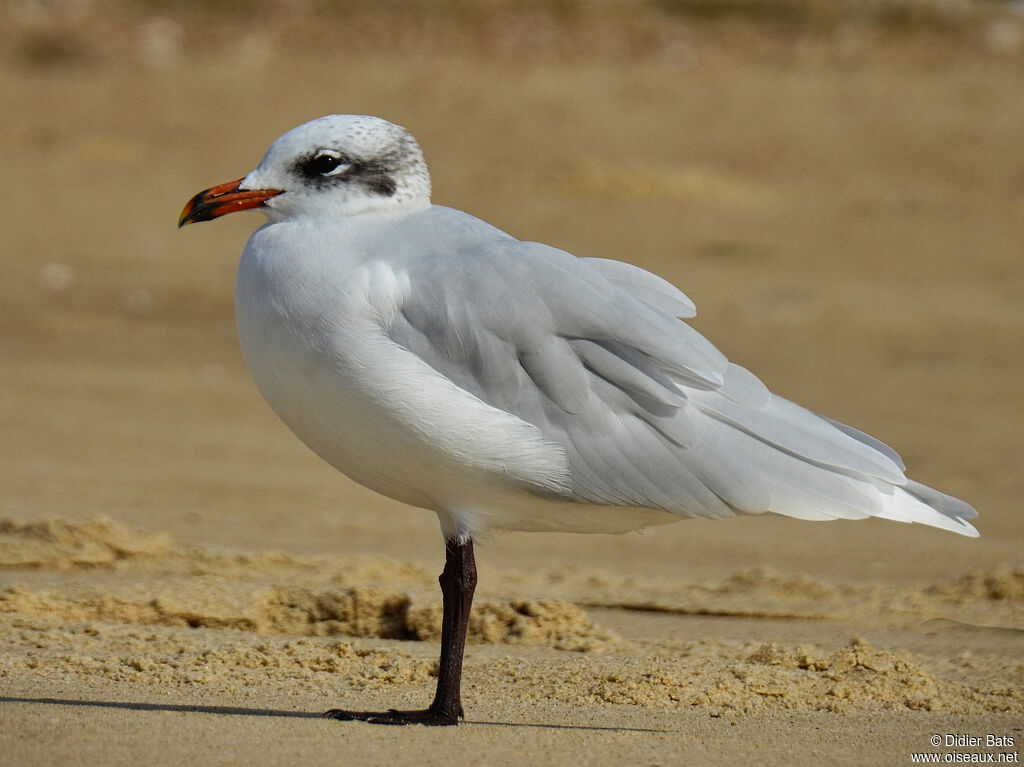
[{"left": 356, "top": 168, "right": 397, "bottom": 197}]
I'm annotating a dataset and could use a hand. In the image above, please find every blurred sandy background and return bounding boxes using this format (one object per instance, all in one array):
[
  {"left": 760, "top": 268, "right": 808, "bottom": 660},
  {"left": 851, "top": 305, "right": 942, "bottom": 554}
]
[{"left": 1, "top": 1, "right": 1022, "bottom": 765}]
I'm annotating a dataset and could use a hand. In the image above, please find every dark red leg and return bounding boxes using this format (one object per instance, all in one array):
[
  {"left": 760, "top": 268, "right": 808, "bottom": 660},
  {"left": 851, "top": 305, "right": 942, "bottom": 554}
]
[{"left": 324, "top": 538, "right": 477, "bottom": 726}]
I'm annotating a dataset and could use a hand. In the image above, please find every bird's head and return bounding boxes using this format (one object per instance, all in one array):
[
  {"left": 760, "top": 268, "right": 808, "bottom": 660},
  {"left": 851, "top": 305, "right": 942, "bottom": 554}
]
[{"left": 178, "top": 114, "right": 431, "bottom": 227}]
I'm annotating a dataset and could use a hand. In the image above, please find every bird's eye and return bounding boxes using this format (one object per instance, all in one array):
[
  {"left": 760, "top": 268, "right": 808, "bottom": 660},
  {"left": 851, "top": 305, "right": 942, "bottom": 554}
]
[{"left": 305, "top": 151, "right": 347, "bottom": 177}]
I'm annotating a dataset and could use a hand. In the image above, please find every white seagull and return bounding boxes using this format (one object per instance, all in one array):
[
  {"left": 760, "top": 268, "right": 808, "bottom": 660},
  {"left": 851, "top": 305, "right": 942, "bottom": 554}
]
[{"left": 179, "top": 114, "right": 978, "bottom": 726}]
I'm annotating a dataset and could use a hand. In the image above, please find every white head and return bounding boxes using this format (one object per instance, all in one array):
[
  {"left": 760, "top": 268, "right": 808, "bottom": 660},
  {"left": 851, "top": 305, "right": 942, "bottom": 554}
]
[{"left": 179, "top": 115, "right": 431, "bottom": 226}]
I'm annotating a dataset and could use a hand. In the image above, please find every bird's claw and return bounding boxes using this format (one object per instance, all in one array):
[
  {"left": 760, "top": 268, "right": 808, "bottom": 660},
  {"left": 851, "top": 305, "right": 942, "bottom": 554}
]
[{"left": 323, "top": 707, "right": 460, "bottom": 726}]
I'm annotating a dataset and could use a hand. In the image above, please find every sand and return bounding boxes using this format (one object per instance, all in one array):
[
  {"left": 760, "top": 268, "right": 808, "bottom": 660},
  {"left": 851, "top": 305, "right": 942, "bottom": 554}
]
[
  {"left": 1, "top": 518, "right": 1021, "bottom": 765},
  {"left": 1, "top": 3, "right": 1022, "bottom": 765}
]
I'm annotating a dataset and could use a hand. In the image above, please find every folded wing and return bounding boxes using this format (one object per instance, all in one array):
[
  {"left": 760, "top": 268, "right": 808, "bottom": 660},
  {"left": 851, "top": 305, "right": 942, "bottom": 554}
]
[{"left": 379, "top": 207, "right": 978, "bottom": 536}]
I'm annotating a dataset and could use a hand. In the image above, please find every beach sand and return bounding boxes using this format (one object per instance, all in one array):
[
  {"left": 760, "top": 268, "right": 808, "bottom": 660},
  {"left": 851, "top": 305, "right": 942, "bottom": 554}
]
[{"left": 1, "top": 4, "right": 1022, "bottom": 765}]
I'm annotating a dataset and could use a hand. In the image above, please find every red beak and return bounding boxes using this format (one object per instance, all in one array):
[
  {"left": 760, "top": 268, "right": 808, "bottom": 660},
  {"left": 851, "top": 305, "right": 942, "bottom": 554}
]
[{"left": 178, "top": 178, "right": 283, "bottom": 227}]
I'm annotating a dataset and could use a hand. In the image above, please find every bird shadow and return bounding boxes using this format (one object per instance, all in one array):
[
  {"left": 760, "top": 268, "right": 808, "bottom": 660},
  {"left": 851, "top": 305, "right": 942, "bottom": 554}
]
[{"left": 0, "top": 696, "right": 669, "bottom": 732}]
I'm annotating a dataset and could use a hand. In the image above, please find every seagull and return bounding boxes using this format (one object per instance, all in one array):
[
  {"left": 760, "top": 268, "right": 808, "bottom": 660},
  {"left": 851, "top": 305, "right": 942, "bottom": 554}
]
[{"left": 179, "top": 114, "right": 978, "bottom": 726}]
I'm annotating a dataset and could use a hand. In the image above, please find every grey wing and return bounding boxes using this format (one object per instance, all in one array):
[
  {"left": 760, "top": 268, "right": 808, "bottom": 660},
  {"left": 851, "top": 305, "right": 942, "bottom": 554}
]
[{"left": 383, "top": 213, "right": 977, "bottom": 533}]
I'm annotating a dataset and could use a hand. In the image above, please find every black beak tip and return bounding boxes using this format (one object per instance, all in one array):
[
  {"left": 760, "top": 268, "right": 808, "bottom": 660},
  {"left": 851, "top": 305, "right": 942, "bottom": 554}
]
[
  {"left": 177, "top": 208, "right": 206, "bottom": 228},
  {"left": 178, "top": 191, "right": 208, "bottom": 228}
]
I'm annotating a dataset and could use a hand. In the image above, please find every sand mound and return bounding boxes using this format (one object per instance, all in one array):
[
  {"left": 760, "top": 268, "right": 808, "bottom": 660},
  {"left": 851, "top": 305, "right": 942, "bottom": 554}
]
[
  {"left": 926, "top": 568, "right": 1024, "bottom": 602},
  {"left": 0, "top": 581, "right": 616, "bottom": 650},
  {"left": 0, "top": 517, "right": 173, "bottom": 569},
  {"left": 491, "top": 638, "right": 1023, "bottom": 714},
  {"left": 257, "top": 586, "right": 617, "bottom": 649}
]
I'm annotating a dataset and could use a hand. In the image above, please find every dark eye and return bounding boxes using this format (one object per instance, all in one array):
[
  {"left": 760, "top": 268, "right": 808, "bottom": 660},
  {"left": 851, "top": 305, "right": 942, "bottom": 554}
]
[{"left": 304, "top": 151, "right": 346, "bottom": 176}]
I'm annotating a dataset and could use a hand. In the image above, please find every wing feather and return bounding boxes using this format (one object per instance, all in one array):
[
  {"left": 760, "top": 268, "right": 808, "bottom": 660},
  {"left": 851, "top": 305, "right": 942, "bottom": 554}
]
[
  {"left": 373, "top": 206, "right": 977, "bottom": 535},
  {"left": 582, "top": 257, "right": 697, "bottom": 317}
]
